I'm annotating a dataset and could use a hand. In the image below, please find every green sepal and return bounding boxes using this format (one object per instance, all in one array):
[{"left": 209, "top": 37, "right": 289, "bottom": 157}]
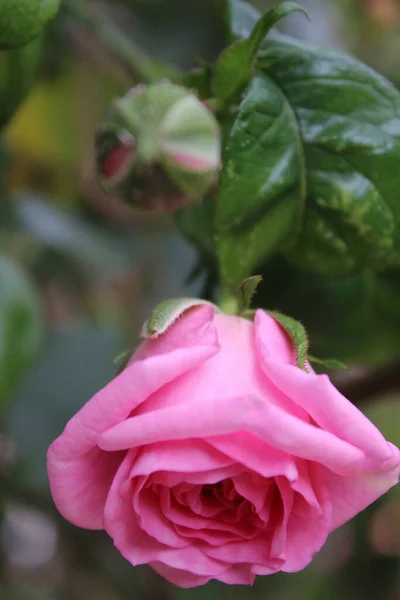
[
  {"left": 238, "top": 275, "right": 262, "bottom": 313},
  {"left": 308, "top": 356, "right": 347, "bottom": 371},
  {"left": 113, "top": 348, "right": 136, "bottom": 374},
  {"left": 213, "top": 1, "right": 308, "bottom": 105},
  {"left": 265, "top": 310, "right": 309, "bottom": 371},
  {"left": 142, "top": 298, "right": 218, "bottom": 339}
]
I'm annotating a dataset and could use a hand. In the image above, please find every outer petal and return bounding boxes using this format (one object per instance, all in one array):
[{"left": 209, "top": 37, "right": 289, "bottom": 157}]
[
  {"left": 260, "top": 358, "right": 397, "bottom": 471},
  {"left": 150, "top": 562, "right": 256, "bottom": 587},
  {"left": 47, "top": 305, "right": 219, "bottom": 529},
  {"left": 282, "top": 464, "right": 331, "bottom": 572},
  {"left": 99, "top": 394, "right": 365, "bottom": 475},
  {"left": 150, "top": 563, "right": 211, "bottom": 588},
  {"left": 254, "top": 310, "right": 296, "bottom": 365},
  {"left": 317, "top": 445, "right": 400, "bottom": 532}
]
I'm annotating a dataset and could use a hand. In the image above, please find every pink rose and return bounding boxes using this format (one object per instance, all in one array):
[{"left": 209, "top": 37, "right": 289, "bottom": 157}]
[{"left": 47, "top": 305, "right": 400, "bottom": 588}]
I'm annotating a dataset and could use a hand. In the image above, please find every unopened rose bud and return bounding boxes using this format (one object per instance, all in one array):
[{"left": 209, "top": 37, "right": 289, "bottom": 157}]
[
  {"left": 95, "top": 82, "right": 221, "bottom": 212},
  {"left": 0, "top": 0, "right": 60, "bottom": 49}
]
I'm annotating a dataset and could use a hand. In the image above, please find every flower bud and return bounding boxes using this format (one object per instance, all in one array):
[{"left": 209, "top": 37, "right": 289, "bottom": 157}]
[
  {"left": 95, "top": 82, "right": 221, "bottom": 212},
  {"left": 0, "top": 0, "right": 60, "bottom": 49}
]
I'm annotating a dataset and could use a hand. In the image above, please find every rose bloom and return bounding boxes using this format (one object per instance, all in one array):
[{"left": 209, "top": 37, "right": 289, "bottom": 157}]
[{"left": 47, "top": 305, "right": 400, "bottom": 588}]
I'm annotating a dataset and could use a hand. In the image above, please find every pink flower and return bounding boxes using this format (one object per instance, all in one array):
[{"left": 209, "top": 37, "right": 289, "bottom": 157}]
[{"left": 47, "top": 305, "right": 400, "bottom": 588}]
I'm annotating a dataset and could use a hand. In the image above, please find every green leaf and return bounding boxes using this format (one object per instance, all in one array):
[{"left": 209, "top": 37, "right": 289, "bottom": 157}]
[
  {"left": 0, "top": 36, "right": 43, "bottom": 129},
  {"left": 0, "top": 0, "right": 60, "bottom": 49},
  {"left": 216, "top": 3, "right": 400, "bottom": 281},
  {"left": 238, "top": 275, "right": 262, "bottom": 312},
  {"left": 213, "top": 2, "right": 307, "bottom": 104},
  {"left": 215, "top": 71, "right": 306, "bottom": 288},
  {"left": 0, "top": 253, "right": 42, "bottom": 409},
  {"left": 308, "top": 355, "right": 347, "bottom": 370},
  {"left": 266, "top": 310, "right": 309, "bottom": 370},
  {"left": 258, "top": 32, "right": 400, "bottom": 275},
  {"left": 143, "top": 298, "right": 217, "bottom": 338},
  {"left": 174, "top": 197, "right": 216, "bottom": 261}
]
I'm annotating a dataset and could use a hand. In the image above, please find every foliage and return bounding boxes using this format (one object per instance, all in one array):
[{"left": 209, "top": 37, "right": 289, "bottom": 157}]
[{"left": 1, "top": 0, "right": 400, "bottom": 598}]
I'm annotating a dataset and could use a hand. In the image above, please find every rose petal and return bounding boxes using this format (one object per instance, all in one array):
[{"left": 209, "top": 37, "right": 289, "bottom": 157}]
[
  {"left": 129, "top": 439, "right": 234, "bottom": 478},
  {"left": 47, "top": 305, "right": 219, "bottom": 528},
  {"left": 98, "top": 395, "right": 365, "bottom": 475},
  {"left": 232, "top": 472, "right": 269, "bottom": 513},
  {"left": 216, "top": 564, "right": 256, "bottom": 585},
  {"left": 254, "top": 310, "right": 296, "bottom": 365},
  {"left": 203, "top": 535, "right": 274, "bottom": 565},
  {"left": 208, "top": 433, "right": 298, "bottom": 481},
  {"left": 317, "top": 445, "right": 400, "bottom": 532},
  {"left": 271, "top": 477, "right": 293, "bottom": 559},
  {"left": 134, "top": 485, "right": 189, "bottom": 549},
  {"left": 150, "top": 562, "right": 211, "bottom": 588},
  {"left": 260, "top": 358, "right": 395, "bottom": 470},
  {"left": 104, "top": 451, "right": 230, "bottom": 577}
]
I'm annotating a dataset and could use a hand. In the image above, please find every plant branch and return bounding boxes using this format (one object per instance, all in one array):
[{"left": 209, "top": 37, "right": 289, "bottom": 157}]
[{"left": 62, "top": 0, "right": 180, "bottom": 84}]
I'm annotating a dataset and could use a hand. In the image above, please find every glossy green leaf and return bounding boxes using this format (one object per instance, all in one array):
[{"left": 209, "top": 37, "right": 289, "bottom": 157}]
[
  {"left": 213, "top": 1, "right": 307, "bottom": 104},
  {"left": 217, "top": 1, "right": 400, "bottom": 281},
  {"left": 215, "top": 71, "right": 306, "bottom": 288},
  {"left": 266, "top": 310, "right": 309, "bottom": 370},
  {"left": 258, "top": 32, "right": 400, "bottom": 275},
  {"left": 0, "top": 253, "right": 42, "bottom": 409}
]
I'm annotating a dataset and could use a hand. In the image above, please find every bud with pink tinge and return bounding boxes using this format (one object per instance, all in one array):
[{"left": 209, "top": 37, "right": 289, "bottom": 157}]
[{"left": 95, "top": 83, "right": 221, "bottom": 212}]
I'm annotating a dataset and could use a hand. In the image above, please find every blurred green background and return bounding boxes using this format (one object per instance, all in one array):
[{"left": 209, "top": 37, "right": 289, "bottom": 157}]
[{"left": 1, "top": 1, "right": 400, "bottom": 598}]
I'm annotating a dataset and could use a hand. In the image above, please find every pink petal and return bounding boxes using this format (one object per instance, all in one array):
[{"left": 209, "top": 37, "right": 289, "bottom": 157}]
[
  {"left": 208, "top": 433, "right": 298, "bottom": 481},
  {"left": 135, "top": 304, "right": 219, "bottom": 361},
  {"left": 281, "top": 508, "right": 329, "bottom": 572},
  {"left": 129, "top": 439, "right": 234, "bottom": 478},
  {"left": 133, "top": 485, "right": 189, "bottom": 549},
  {"left": 261, "top": 359, "right": 395, "bottom": 470},
  {"left": 271, "top": 477, "right": 294, "bottom": 559},
  {"left": 216, "top": 564, "right": 256, "bottom": 585},
  {"left": 281, "top": 463, "right": 331, "bottom": 572},
  {"left": 203, "top": 535, "right": 275, "bottom": 565},
  {"left": 232, "top": 472, "right": 270, "bottom": 513},
  {"left": 150, "top": 563, "right": 211, "bottom": 588},
  {"left": 175, "top": 525, "right": 249, "bottom": 546},
  {"left": 104, "top": 451, "right": 229, "bottom": 577},
  {"left": 47, "top": 305, "right": 219, "bottom": 529},
  {"left": 251, "top": 562, "right": 283, "bottom": 575},
  {"left": 98, "top": 394, "right": 365, "bottom": 475},
  {"left": 317, "top": 445, "right": 400, "bottom": 532},
  {"left": 291, "top": 460, "right": 322, "bottom": 513},
  {"left": 254, "top": 310, "right": 296, "bottom": 365}
]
